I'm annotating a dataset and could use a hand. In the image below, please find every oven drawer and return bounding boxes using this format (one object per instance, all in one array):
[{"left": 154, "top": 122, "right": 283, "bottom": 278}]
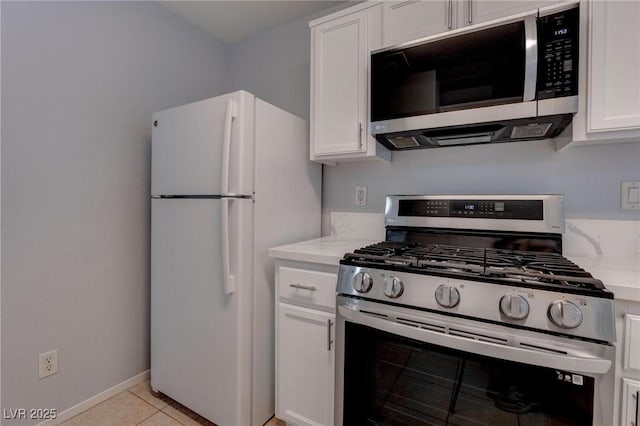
[{"left": 278, "top": 266, "right": 337, "bottom": 310}]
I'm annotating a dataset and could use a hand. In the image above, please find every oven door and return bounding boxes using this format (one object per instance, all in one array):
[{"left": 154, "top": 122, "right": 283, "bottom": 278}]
[{"left": 335, "top": 297, "right": 614, "bottom": 426}]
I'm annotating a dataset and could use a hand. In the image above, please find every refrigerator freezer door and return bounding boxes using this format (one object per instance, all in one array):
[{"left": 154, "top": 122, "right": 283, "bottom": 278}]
[
  {"left": 151, "top": 91, "right": 255, "bottom": 196},
  {"left": 151, "top": 197, "right": 253, "bottom": 426}
]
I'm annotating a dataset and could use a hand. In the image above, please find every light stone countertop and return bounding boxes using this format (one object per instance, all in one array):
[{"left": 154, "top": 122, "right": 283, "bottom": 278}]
[
  {"left": 268, "top": 237, "right": 640, "bottom": 302},
  {"left": 269, "top": 236, "right": 379, "bottom": 266},
  {"left": 568, "top": 255, "right": 640, "bottom": 302}
]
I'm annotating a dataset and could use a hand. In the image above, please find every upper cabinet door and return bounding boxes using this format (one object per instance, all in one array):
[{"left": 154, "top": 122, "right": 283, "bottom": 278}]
[
  {"left": 151, "top": 91, "right": 254, "bottom": 196},
  {"left": 309, "top": 4, "right": 390, "bottom": 163},
  {"left": 587, "top": 0, "right": 640, "bottom": 132},
  {"left": 381, "top": 1, "right": 565, "bottom": 48},
  {"left": 383, "top": 0, "right": 453, "bottom": 46},
  {"left": 461, "top": 1, "right": 561, "bottom": 27},
  {"left": 310, "top": 11, "right": 368, "bottom": 157}
]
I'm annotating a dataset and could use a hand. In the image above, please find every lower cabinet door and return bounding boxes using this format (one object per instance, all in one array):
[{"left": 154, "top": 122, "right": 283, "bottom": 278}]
[
  {"left": 277, "top": 303, "right": 335, "bottom": 426},
  {"left": 622, "top": 378, "right": 640, "bottom": 426}
]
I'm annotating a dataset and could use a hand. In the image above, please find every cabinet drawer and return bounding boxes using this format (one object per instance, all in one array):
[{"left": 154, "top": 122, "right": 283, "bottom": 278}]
[{"left": 278, "top": 267, "right": 337, "bottom": 309}]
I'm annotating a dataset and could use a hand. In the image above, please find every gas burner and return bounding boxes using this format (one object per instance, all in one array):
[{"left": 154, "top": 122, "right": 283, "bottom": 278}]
[
  {"left": 398, "top": 244, "right": 487, "bottom": 274},
  {"left": 412, "top": 247, "right": 485, "bottom": 265},
  {"left": 483, "top": 250, "right": 606, "bottom": 290},
  {"left": 524, "top": 261, "right": 592, "bottom": 277},
  {"left": 494, "top": 269, "right": 607, "bottom": 290},
  {"left": 384, "top": 256, "right": 416, "bottom": 267},
  {"left": 353, "top": 241, "right": 414, "bottom": 257},
  {"left": 417, "top": 259, "right": 484, "bottom": 274}
]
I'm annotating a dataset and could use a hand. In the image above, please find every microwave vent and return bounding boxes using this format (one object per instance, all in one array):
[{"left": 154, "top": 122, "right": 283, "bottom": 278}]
[
  {"left": 433, "top": 134, "right": 493, "bottom": 146},
  {"left": 389, "top": 136, "right": 421, "bottom": 149},
  {"left": 374, "top": 115, "right": 573, "bottom": 150},
  {"left": 510, "top": 122, "right": 553, "bottom": 139}
]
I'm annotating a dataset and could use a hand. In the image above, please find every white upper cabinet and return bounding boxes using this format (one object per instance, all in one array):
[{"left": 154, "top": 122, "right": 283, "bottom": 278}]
[
  {"left": 462, "top": 1, "right": 563, "bottom": 27},
  {"left": 309, "top": 3, "right": 390, "bottom": 163},
  {"left": 382, "top": 1, "right": 563, "bottom": 47},
  {"left": 587, "top": 0, "right": 640, "bottom": 132},
  {"left": 382, "top": 0, "right": 454, "bottom": 46},
  {"left": 565, "top": 0, "right": 640, "bottom": 148},
  {"left": 311, "top": 12, "right": 366, "bottom": 157}
]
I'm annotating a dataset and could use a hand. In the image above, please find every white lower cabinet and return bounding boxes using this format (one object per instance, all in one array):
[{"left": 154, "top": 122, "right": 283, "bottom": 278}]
[
  {"left": 277, "top": 304, "right": 335, "bottom": 426},
  {"left": 613, "top": 303, "right": 640, "bottom": 426},
  {"left": 275, "top": 261, "right": 338, "bottom": 426},
  {"left": 622, "top": 378, "right": 640, "bottom": 426},
  {"left": 621, "top": 314, "right": 640, "bottom": 426}
]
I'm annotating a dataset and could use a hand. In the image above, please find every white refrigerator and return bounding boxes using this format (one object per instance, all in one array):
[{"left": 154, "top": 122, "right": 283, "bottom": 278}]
[{"left": 150, "top": 91, "right": 321, "bottom": 426}]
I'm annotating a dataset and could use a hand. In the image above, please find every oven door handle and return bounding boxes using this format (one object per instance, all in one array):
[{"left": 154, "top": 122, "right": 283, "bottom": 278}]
[{"left": 338, "top": 305, "right": 612, "bottom": 375}]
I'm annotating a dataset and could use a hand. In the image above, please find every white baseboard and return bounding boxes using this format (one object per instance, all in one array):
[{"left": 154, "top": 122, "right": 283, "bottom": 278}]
[{"left": 37, "top": 370, "right": 150, "bottom": 426}]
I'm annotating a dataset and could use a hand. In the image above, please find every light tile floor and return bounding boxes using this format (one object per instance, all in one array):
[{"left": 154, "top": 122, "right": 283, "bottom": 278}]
[{"left": 60, "top": 380, "right": 285, "bottom": 426}]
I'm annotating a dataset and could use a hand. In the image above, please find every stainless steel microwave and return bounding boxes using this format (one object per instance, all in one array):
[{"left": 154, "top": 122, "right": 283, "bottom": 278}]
[{"left": 370, "top": 2, "right": 579, "bottom": 150}]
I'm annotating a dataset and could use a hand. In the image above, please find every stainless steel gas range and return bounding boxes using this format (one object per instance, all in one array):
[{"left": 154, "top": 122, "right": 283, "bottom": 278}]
[{"left": 335, "top": 195, "right": 616, "bottom": 426}]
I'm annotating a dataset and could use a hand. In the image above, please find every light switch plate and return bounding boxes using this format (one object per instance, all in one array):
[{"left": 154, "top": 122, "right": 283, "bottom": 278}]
[{"left": 621, "top": 181, "right": 640, "bottom": 210}]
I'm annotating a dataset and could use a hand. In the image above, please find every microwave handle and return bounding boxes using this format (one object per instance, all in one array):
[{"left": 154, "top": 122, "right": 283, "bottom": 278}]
[{"left": 523, "top": 15, "right": 538, "bottom": 102}]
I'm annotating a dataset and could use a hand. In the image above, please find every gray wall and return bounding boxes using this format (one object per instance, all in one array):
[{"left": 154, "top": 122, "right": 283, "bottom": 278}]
[
  {"left": 324, "top": 139, "right": 640, "bottom": 220},
  {"left": 228, "top": 15, "right": 313, "bottom": 120},
  {"left": 229, "top": 6, "right": 640, "bottom": 223},
  {"left": 1, "top": 1, "right": 228, "bottom": 422}
]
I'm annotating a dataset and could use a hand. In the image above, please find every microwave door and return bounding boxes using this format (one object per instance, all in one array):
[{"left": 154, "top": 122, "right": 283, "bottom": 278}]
[
  {"left": 371, "top": 18, "right": 533, "bottom": 120},
  {"left": 370, "top": 13, "right": 539, "bottom": 136}
]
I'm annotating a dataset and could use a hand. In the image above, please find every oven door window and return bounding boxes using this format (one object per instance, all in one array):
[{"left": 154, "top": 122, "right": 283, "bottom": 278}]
[{"left": 344, "top": 323, "right": 594, "bottom": 425}]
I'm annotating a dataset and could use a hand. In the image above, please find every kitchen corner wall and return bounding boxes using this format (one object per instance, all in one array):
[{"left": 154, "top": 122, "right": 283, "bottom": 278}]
[
  {"left": 1, "top": 2, "right": 228, "bottom": 423},
  {"left": 227, "top": 2, "right": 354, "bottom": 120}
]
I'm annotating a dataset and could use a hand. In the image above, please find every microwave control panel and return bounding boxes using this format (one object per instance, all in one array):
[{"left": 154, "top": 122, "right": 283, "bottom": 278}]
[{"left": 537, "top": 7, "right": 579, "bottom": 100}]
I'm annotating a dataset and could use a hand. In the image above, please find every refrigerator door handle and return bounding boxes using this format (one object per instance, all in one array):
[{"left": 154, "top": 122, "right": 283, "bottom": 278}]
[
  {"left": 221, "top": 99, "right": 237, "bottom": 196},
  {"left": 221, "top": 198, "right": 235, "bottom": 295}
]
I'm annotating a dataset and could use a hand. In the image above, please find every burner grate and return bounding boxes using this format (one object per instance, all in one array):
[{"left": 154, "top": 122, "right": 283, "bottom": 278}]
[{"left": 342, "top": 242, "right": 606, "bottom": 293}]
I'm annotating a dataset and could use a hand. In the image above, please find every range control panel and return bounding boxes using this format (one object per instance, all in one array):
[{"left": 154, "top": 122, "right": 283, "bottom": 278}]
[
  {"left": 398, "top": 199, "right": 544, "bottom": 220},
  {"left": 537, "top": 6, "right": 579, "bottom": 99}
]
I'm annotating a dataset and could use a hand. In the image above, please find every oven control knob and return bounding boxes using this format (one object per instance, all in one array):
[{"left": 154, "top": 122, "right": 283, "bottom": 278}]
[
  {"left": 548, "top": 300, "right": 583, "bottom": 329},
  {"left": 499, "top": 294, "right": 530, "bottom": 320},
  {"left": 383, "top": 276, "right": 404, "bottom": 298},
  {"left": 352, "top": 272, "right": 373, "bottom": 293},
  {"left": 435, "top": 285, "right": 460, "bottom": 308}
]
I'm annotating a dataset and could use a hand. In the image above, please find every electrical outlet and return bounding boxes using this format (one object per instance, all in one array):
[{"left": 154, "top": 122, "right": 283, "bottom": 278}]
[
  {"left": 355, "top": 185, "right": 367, "bottom": 206},
  {"left": 38, "top": 349, "right": 58, "bottom": 379}
]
